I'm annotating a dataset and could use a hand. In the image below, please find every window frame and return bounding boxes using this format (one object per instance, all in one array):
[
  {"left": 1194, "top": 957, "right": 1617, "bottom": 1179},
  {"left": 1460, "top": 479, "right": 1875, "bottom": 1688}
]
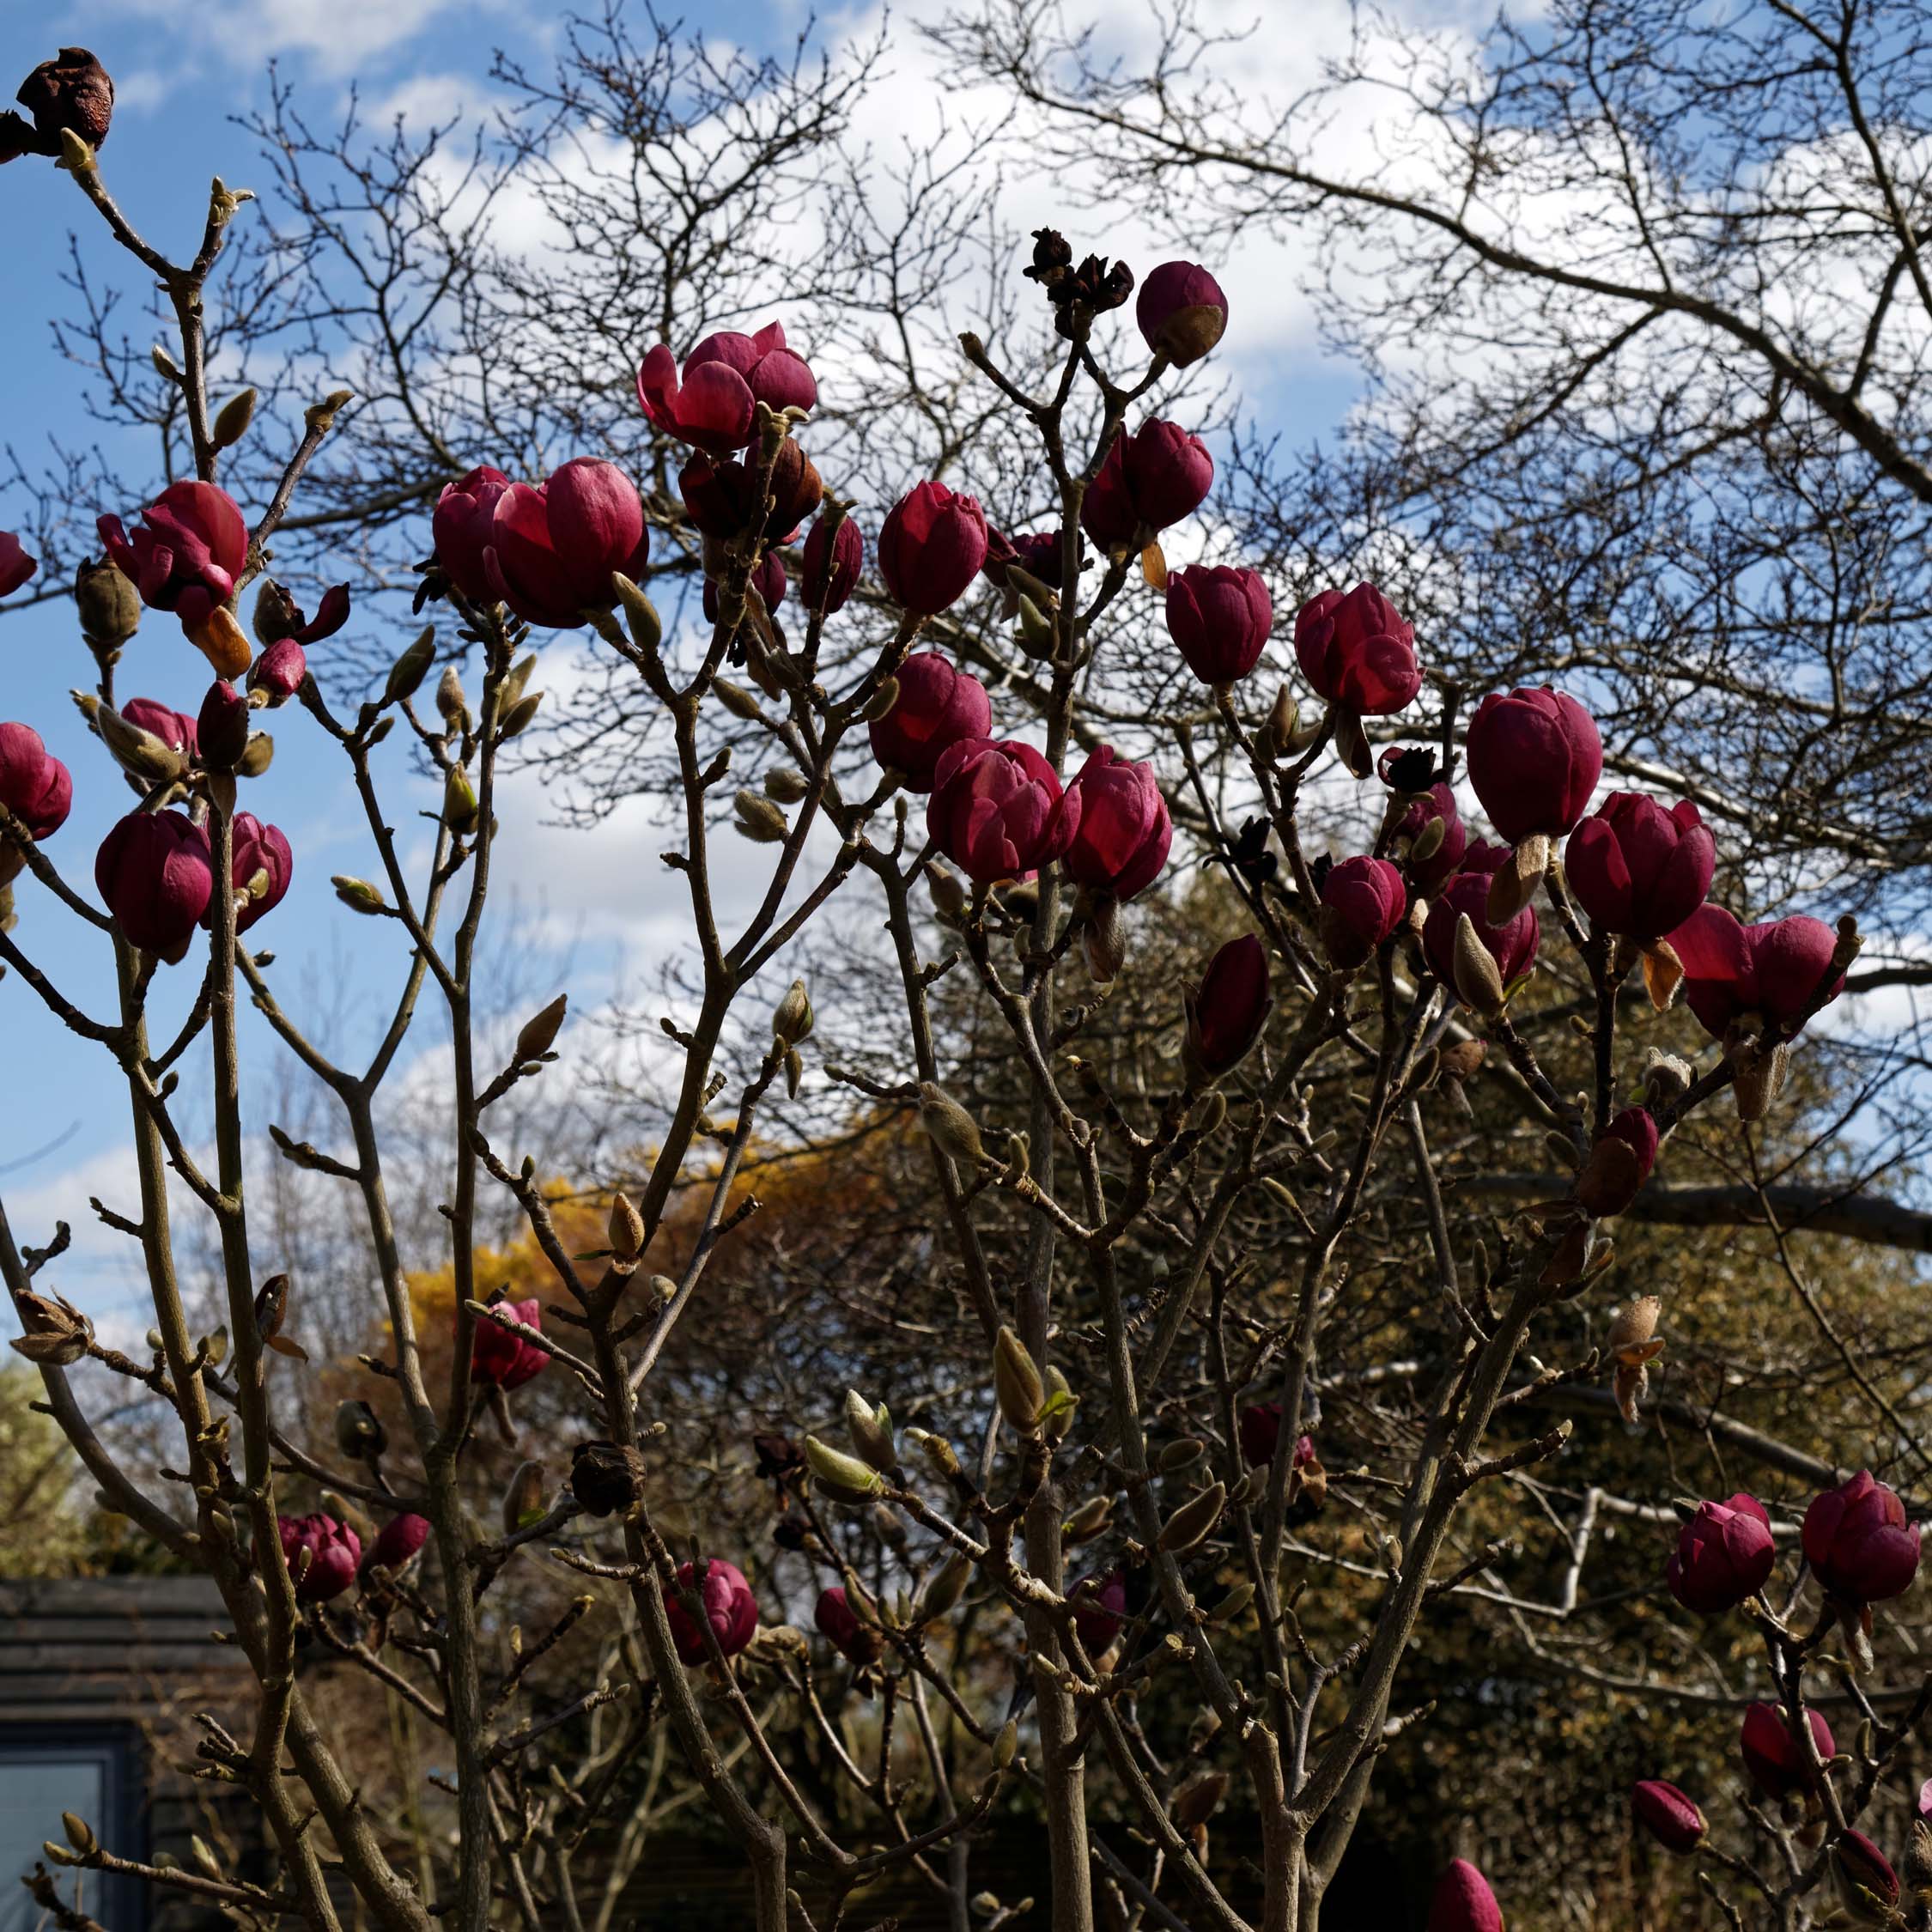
[{"left": 0, "top": 1722, "right": 147, "bottom": 1930}]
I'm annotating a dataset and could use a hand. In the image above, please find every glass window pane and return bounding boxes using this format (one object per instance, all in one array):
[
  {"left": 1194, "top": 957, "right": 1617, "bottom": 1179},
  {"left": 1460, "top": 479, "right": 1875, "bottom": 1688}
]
[{"left": 0, "top": 1755, "right": 106, "bottom": 1932}]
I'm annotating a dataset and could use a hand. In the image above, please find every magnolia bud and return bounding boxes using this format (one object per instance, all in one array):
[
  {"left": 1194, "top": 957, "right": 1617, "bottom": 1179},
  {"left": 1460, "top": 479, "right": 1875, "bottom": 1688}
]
[
  {"left": 993, "top": 1327, "right": 1044, "bottom": 1432},
  {"left": 844, "top": 1390, "right": 896, "bottom": 1473},
  {"left": 927, "top": 864, "right": 969, "bottom": 920},
  {"left": 1409, "top": 815, "right": 1447, "bottom": 864},
  {"left": 252, "top": 580, "right": 303, "bottom": 647},
  {"left": 238, "top": 732, "right": 275, "bottom": 777},
  {"left": 862, "top": 677, "right": 902, "bottom": 723},
  {"left": 76, "top": 557, "right": 141, "bottom": 651},
  {"left": 1643, "top": 1050, "right": 1694, "bottom": 1108},
  {"left": 95, "top": 706, "right": 185, "bottom": 783},
  {"left": 611, "top": 573, "right": 662, "bottom": 654},
  {"left": 608, "top": 1192, "right": 644, "bottom": 1261},
  {"left": 445, "top": 767, "right": 480, "bottom": 835},
  {"left": 805, "top": 1434, "right": 886, "bottom": 1504},
  {"left": 333, "top": 1400, "right": 386, "bottom": 1462},
  {"left": 1081, "top": 896, "right": 1126, "bottom": 983},
  {"left": 920, "top": 1552, "right": 972, "bottom": 1622},
  {"left": 917, "top": 1082, "right": 985, "bottom": 1166},
  {"left": 1157, "top": 1481, "right": 1226, "bottom": 1554},
  {"left": 331, "top": 876, "right": 386, "bottom": 914},
  {"left": 386, "top": 629, "right": 436, "bottom": 705},
  {"left": 714, "top": 678, "right": 763, "bottom": 721},
  {"left": 501, "top": 693, "right": 543, "bottom": 739},
  {"left": 733, "top": 791, "right": 789, "bottom": 843},
  {"left": 993, "top": 1720, "right": 1018, "bottom": 1770},
  {"left": 1207, "top": 1582, "right": 1255, "bottom": 1624},
  {"left": 1173, "top": 1770, "right": 1229, "bottom": 1832},
  {"left": 1158, "top": 1437, "right": 1206, "bottom": 1473},
  {"left": 764, "top": 765, "right": 810, "bottom": 805},
  {"left": 211, "top": 388, "right": 257, "bottom": 450},
  {"left": 1451, "top": 912, "right": 1507, "bottom": 1016},
  {"left": 60, "top": 1811, "right": 96, "bottom": 1855},
  {"left": 1064, "top": 1496, "right": 1112, "bottom": 1542},
  {"left": 515, "top": 994, "right": 568, "bottom": 1062},
  {"left": 772, "top": 979, "right": 813, "bottom": 1047},
  {"left": 1040, "top": 1364, "right": 1077, "bottom": 1442},
  {"left": 9, "top": 1291, "right": 94, "bottom": 1367},
  {"left": 502, "top": 1460, "right": 547, "bottom": 1534}
]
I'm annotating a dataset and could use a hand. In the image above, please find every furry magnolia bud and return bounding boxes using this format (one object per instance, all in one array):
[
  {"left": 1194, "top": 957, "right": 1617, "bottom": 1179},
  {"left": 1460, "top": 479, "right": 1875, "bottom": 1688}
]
[
  {"left": 1157, "top": 1480, "right": 1226, "bottom": 1553},
  {"left": 993, "top": 1326, "right": 1044, "bottom": 1432},
  {"left": 917, "top": 1081, "right": 985, "bottom": 1166},
  {"left": 772, "top": 979, "right": 813, "bottom": 1047},
  {"left": 805, "top": 1434, "right": 886, "bottom": 1503},
  {"left": 501, "top": 1460, "right": 547, "bottom": 1535},
  {"left": 844, "top": 1389, "right": 896, "bottom": 1473},
  {"left": 733, "top": 790, "right": 789, "bottom": 843},
  {"left": 385, "top": 629, "right": 436, "bottom": 705},
  {"left": 211, "top": 388, "right": 257, "bottom": 451},
  {"left": 608, "top": 1191, "right": 644, "bottom": 1261},
  {"left": 1451, "top": 911, "right": 1507, "bottom": 1016},
  {"left": 920, "top": 1552, "right": 972, "bottom": 1622},
  {"left": 515, "top": 993, "right": 568, "bottom": 1063}
]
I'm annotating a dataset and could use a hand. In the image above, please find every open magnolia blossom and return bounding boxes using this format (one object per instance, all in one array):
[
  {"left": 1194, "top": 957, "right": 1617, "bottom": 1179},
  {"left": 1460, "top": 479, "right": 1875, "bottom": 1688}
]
[{"left": 0, "top": 53, "right": 1902, "bottom": 1932}]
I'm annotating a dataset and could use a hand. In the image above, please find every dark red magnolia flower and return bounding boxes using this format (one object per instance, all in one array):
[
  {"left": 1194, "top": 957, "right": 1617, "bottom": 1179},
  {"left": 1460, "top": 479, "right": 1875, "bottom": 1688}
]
[
  {"left": 1237, "top": 1403, "right": 1321, "bottom": 1474},
  {"left": 679, "top": 440, "right": 822, "bottom": 543},
  {"left": 1422, "top": 841, "right": 1540, "bottom": 998},
  {"left": 121, "top": 697, "right": 198, "bottom": 759},
  {"left": 879, "top": 483, "right": 989, "bottom": 616},
  {"left": 1803, "top": 1471, "right": 1921, "bottom": 1605},
  {"left": 0, "top": 530, "right": 36, "bottom": 596},
  {"left": 1071, "top": 1572, "right": 1127, "bottom": 1655},
  {"left": 0, "top": 49, "right": 114, "bottom": 161},
  {"left": 1565, "top": 793, "right": 1715, "bottom": 940},
  {"left": 1065, "top": 746, "right": 1171, "bottom": 901},
  {"left": 95, "top": 810, "right": 214, "bottom": 962},
  {"left": 434, "top": 466, "right": 513, "bottom": 603},
  {"left": 1186, "top": 933, "right": 1271, "bottom": 1080},
  {"left": 868, "top": 653, "right": 992, "bottom": 792},
  {"left": 802, "top": 512, "right": 864, "bottom": 614},
  {"left": 195, "top": 683, "right": 249, "bottom": 769},
  {"left": 1740, "top": 1701, "right": 1833, "bottom": 1801},
  {"left": 813, "top": 1586, "right": 878, "bottom": 1665},
  {"left": 249, "top": 638, "right": 307, "bottom": 707},
  {"left": 1319, "top": 856, "right": 1406, "bottom": 969},
  {"left": 1165, "top": 564, "right": 1273, "bottom": 685},
  {"left": 1427, "top": 1859, "right": 1504, "bottom": 1932},
  {"left": 0, "top": 723, "right": 72, "bottom": 851},
  {"left": 666, "top": 1557, "right": 760, "bottom": 1664},
  {"left": 1668, "top": 905, "right": 1845, "bottom": 1039},
  {"left": 1666, "top": 1493, "right": 1775, "bottom": 1613},
  {"left": 1631, "top": 1780, "right": 1706, "bottom": 1855},
  {"left": 224, "top": 813, "right": 294, "bottom": 935},
  {"left": 637, "top": 322, "right": 817, "bottom": 454},
  {"left": 483, "top": 458, "right": 648, "bottom": 629},
  {"left": 928, "top": 738, "right": 1081, "bottom": 884},
  {"left": 470, "top": 1297, "right": 548, "bottom": 1391},
  {"left": 1573, "top": 1106, "right": 1660, "bottom": 1218},
  {"left": 982, "top": 527, "right": 1068, "bottom": 595},
  {"left": 277, "top": 1512, "right": 361, "bottom": 1603},
  {"left": 1136, "top": 260, "right": 1229, "bottom": 367},
  {"left": 1081, "top": 419, "right": 1215, "bottom": 551},
  {"left": 1835, "top": 1831, "right": 1900, "bottom": 1914},
  {"left": 1293, "top": 583, "right": 1420, "bottom": 717},
  {"left": 364, "top": 1513, "right": 431, "bottom": 1574},
  {"left": 1398, "top": 781, "right": 1467, "bottom": 894},
  {"left": 98, "top": 481, "right": 248, "bottom": 635},
  {"left": 1466, "top": 687, "right": 1602, "bottom": 841}
]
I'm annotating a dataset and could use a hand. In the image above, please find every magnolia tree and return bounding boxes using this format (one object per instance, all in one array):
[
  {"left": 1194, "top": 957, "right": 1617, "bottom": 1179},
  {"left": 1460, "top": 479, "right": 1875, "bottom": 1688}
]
[{"left": 0, "top": 43, "right": 1925, "bottom": 1932}]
